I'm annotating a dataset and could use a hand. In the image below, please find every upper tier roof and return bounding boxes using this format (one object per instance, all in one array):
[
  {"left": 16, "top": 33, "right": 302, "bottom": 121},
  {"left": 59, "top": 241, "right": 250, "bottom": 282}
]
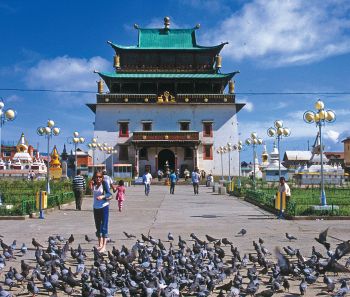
[
  {"left": 108, "top": 18, "right": 227, "bottom": 51},
  {"left": 97, "top": 71, "right": 239, "bottom": 80}
]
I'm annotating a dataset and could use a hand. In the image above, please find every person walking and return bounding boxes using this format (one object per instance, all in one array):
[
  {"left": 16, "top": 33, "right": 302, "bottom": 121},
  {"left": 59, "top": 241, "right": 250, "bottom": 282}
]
[
  {"left": 115, "top": 180, "right": 126, "bottom": 212},
  {"left": 277, "top": 176, "right": 291, "bottom": 218},
  {"left": 169, "top": 170, "right": 177, "bottom": 194},
  {"left": 103, "top": 170, "right": 116, "bottom": 192},
  {"left": 90, "top": 170, "right": 112, "bottom": 252},
  {"left": 72, "top": 169, "right": 86, "bottom": 210},
  {"left": 142, "top": 169, "right": 152, "bottom": 196},
  {"left": 191, "top": 168, "right": 201, "bottom": 195}
]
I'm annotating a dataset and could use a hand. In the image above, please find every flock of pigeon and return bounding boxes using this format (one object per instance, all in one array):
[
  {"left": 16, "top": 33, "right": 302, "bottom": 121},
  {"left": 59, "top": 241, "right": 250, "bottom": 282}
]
[{"left": 0, "top": 228, "right": 349, "bottom": 296}]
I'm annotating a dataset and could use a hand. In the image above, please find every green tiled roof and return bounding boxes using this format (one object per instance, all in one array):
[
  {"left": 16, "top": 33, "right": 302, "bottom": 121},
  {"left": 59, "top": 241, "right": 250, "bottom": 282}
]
[
  {"left": 98, "top": 72, "right": 238, "bottom": 79},
  {"left": 139, "top": 28, "right": 195, "bottom": 48},
  {"left": 108, "top": 28, "right": 227, "bottom": 51}
]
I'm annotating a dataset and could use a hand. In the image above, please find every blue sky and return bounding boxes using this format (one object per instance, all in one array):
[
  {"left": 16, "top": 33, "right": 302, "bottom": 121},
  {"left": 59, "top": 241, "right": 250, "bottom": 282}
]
[{"left": 1, "top": 0, "right": 350, "bottom": 162}]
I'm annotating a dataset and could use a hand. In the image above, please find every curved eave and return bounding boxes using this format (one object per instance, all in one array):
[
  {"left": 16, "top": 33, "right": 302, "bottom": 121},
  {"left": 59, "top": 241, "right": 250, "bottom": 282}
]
[
  {"left": 107, "top": 41, "right": 227, "bottom": 52},
  {"left": 86, "top": 103, "right": 96, "bottom": 113},
  {"left": 97, "top": 71, "right": 239, "bottom": 80}
]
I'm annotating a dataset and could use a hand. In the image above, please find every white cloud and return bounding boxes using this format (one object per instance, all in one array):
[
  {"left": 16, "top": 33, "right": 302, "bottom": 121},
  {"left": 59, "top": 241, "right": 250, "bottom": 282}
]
[
  {"left": 23, "top": 56, "right": 111, "bottom": 106},
  {"left": 325, "top": 130, "right": 340, "bottom": 143},
  {"left": 5, "top": 94, "right": 23, "bottom": 103},
  {"left": 202, "top": 0, "right": 350, "bottom": 66},
  {"left": 25, "top": 56, "right": 110, "bottom": 91},
  {"left": 240, "top": 98, "right": 254, "bottom": 112}
]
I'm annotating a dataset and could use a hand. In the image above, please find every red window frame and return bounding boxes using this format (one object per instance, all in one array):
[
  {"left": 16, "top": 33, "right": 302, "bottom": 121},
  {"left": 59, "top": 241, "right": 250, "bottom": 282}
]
[
  {"left": 119, "top": 122, "right": 129, "bottom": 137},
  {"left": 203, "top": 122, "right": 213, "bottom": 137},
  {"left": 203, "top": 145, "right": 213, "bottom": 160}
]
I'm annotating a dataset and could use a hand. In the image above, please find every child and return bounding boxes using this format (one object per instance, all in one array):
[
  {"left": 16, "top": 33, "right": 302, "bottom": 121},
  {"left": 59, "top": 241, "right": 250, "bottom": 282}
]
[{"left": 115, "top": 180, "right": 126, "bottom": 212}]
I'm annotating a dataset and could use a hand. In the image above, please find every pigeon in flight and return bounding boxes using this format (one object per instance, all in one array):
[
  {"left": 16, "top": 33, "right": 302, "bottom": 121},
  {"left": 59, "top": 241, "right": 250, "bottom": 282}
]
[{"left": 123, "top": 231, "right": 136, "bottom": 239}]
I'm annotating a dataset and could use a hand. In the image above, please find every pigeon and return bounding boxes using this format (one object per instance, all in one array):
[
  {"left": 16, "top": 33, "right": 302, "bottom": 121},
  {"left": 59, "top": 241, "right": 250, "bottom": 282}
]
[
  {"left": 141, "top": 233, "right": 149, "bottom": 242},
  {"left": 299, "top": 277, "right": 307, "bottom": 295},
  {"left": 27, "top": 280, "right": 40, "bottom": 296},
  {"left": 205, "top": 234, "right": 218, "bottom": 243},
  {"left": 168, "top": 232, "right": 174, "bottom": 241},
  {"left": 222, "top": 238, "right": 232, "bottom": 245},
  {"left": 84, "top": 235, "right": 93, "bottom": 242},
  {"left": 32, "top": 238, "right": 43, "bottom": 248},
  {"left": 237, "top": 229, "right": 247, "bottom": 236},
  {"left": 0, "top": 285, "right": 12, "bottom": 297},
  {"left": 123, "top": 231, "right": 136, "bottom": 239},
  {"left": 68, "top": 234, "right": 74, "bottom": 244},
  {"left": 20, "top": 243, "right": 27, "bottom": 254},
  {"left": 285, "top": 233, "right": 297, "bottom": 241},
  {"left": 315, "top": 228, "right": 330, "bottom": 250}
]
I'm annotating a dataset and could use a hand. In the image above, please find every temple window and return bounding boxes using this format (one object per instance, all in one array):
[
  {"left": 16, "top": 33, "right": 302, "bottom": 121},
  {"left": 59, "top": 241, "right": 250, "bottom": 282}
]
[
  {"left": 184, "top": 147, "right": 193, "bottom": 159},
  {"left": 203, "top": 145, "right": 213, "bottom": 160},
  {"left": 179, "top": 121, "right": 190, "bottom": 131},
  {"left": 142, "top": 122, "right": 152, "bottom": 131},
  {"left": 203, "top": 122, "right": 213, "bottom": 137},
  {"left": 118, "top": 145, "right": 129, "bottom": 161},
  {"left": 119, "top": 122, "right": 129, "bottom": 137},
  {"left": 139, "top": 147, "right": 148, "bottom": 160}
]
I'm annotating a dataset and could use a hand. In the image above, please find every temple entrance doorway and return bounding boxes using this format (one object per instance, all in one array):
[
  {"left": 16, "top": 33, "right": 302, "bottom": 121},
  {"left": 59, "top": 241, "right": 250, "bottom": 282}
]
[{"left": 158, "top": 149, "right": 175, "bottom": 172}]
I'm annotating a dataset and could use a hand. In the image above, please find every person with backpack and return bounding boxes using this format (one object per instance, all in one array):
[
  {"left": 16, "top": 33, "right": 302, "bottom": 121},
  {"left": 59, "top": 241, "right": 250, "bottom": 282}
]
[
  {"left": 89, "top": 170, "right": 112, "bottom": 252},
  {"left": 115, "top": 180, "right": 126, "bottom": 212}
]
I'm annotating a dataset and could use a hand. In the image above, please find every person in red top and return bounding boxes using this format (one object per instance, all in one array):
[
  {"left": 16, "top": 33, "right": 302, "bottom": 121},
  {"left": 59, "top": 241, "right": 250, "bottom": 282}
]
[{"left": 115, "top": 180, "right": 126, "bottom": 212}]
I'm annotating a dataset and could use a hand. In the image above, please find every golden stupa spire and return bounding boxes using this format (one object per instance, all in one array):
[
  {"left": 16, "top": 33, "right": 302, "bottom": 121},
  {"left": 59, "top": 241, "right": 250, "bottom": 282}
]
[
  {"left": 16, "top": 132, "right": 29, "bottom": 153},
  {"left": 50, "top": 145, "right": 61, "bottom": 168}
]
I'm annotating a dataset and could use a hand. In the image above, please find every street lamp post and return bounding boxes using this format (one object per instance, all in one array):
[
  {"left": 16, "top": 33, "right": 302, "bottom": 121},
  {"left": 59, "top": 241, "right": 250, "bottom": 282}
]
[
  {"left": 107, "top": 147, "right": 117, "bottom": 178},
  {"left": 87, "top": 138, "right": 98, "bottom": 175},
  {"left": 245, "top": 133, "right": 263, "bottom": 188},
  {"left": 233, "top": 140, "right": 243, "bottom": 188},
  {"left": 71, "top": 132, "right": 85, "bottom": 177},
  {"left": 226, "top": 142, "right": 232, "bottom": 181},
  {"left": 267, "top": 120, "right": 291, "bottom": 179},
  {"left": 216, "top": 146, "right": 226, "bottom": 180},
  {"left": 0, "top": 100, "right": 16, "bottom": 159},
  {"left": 303, "top": 99, "right": 336, "bottom": 206},
  {"left": 37, "top": 120, "right": 60, "bottom": 194}
]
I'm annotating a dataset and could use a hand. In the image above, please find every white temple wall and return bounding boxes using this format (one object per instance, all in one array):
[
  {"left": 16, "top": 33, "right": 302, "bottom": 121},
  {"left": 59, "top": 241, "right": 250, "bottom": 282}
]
[{"left": 93, "top": 104, "right": 240, "bottom": 177}]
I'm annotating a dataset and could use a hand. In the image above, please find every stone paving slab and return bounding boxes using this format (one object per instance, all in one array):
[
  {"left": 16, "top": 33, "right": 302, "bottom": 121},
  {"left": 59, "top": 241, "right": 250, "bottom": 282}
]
[{"left": 1, "top": 184, "right": 350, "bottom": 296}]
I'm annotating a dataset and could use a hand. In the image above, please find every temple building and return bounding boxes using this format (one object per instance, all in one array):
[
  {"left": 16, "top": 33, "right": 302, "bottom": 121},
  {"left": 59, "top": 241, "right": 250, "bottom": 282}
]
[
  {"left": 0, "top": 133, "right": 47, "bottom": 178},
  {"left": 88, "top": 17, "right": 244, "bottom": 177}
]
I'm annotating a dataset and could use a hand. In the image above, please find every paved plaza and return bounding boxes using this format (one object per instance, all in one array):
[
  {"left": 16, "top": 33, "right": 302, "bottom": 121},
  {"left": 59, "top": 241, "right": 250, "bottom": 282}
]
[{"left": 1, "top": 184, "right": 350, "bottom": 296}]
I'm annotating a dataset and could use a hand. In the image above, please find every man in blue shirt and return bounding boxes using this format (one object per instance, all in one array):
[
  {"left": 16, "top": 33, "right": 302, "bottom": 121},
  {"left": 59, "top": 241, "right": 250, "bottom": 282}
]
[
  {"left": 191, "top": 168, "right": 201, "bottom": 195},
  {"left": 169, "top": 170, "right": 177, "bottom": 194}
]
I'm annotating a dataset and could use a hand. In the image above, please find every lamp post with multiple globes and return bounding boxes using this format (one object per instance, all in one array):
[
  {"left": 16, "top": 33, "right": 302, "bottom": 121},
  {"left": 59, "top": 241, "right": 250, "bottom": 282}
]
[
  {"left": 245, "top": 133, "right": 263, "bottom": 188},
  {"left": 87, "top": 138, "right": 98, "bottom": 174},
  {"left": 107, "top": 146, "right": 118, "bottom": 178},
  {"left": 0, "top": 100, "right": 16, "bottom": 160},
  {"left": 37, "top": 120, "right": 60, "bottom": 194},
  {"left": 70, "top": 132, "right": 85, "bottom": 177},
  {"left": 267, "top": 121, "right": 291, "bottom": 179},
  {"left": 216, "top": 146, "right": 226, "bottom": 180},
  {"left": 226, "top": 142, "right": 233, "bottom": 181},
  {"left": 303, "top": 99, "right": 336, "bottom": 206},
  {"left": 233, "top": 140, "right": 243, "bottom": 188}
]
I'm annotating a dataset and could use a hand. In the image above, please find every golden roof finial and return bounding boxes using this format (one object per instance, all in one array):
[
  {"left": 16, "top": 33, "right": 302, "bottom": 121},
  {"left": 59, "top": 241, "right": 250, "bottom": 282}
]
[{"left": 164, "top": 16, "right": 170, "bottom": 29}]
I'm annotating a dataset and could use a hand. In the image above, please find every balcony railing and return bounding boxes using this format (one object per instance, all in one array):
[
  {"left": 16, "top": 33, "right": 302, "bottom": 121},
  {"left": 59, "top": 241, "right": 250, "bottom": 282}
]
[
  {"left": 132, "top": 131, "right": 199, "bottom": 141},
  {"left": 97, "top": 93, "right": 235, "bottom": 104}
]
